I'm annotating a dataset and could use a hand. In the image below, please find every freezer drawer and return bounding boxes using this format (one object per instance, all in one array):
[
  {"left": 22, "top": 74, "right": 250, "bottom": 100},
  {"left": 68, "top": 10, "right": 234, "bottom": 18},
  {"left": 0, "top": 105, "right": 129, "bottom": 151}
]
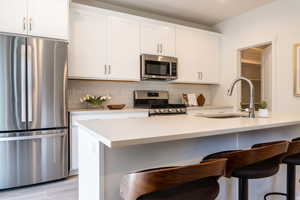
[{"left": 0, "top": 129, "right": 68, "bottom": 190}]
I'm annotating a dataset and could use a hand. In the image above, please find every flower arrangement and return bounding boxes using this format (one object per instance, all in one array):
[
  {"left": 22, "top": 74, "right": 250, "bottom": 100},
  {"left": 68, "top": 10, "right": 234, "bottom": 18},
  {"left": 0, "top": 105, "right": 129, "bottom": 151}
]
[{"left": 80, "top": 95, "right": 111, "bottom": 107}]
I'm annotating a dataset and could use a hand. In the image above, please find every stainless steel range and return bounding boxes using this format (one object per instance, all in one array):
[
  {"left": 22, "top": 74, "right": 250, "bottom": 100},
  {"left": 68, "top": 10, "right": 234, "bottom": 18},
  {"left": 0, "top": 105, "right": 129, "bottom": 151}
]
[{"left": 134, "top": 90, "right": 187, "bottom": 116}]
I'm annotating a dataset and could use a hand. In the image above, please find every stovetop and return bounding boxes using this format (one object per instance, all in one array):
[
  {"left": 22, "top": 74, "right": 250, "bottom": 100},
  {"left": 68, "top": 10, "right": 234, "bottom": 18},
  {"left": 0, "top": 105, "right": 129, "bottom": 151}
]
[{"left": 149, "top": 104, "right": 187, "bottom": 116}]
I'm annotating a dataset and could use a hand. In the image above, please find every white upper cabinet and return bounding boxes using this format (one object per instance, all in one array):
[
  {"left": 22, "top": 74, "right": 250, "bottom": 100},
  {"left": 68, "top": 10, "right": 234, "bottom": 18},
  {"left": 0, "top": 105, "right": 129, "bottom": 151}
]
[
  {"left": 199, "top": 32, "right": 220, "bottom": 83},
  {"left": 69, "top": 8, "right": 108, "bottom": 79},
  {"left": 27, "top": 0, "right": 69, "bottom": 40},
  {"left": 107, "top": 16, "right": 140, "bottom": 81},
  {"left": 175, "top": 26, "right": 221, "bottom": 84},
  {"left": 141, "top": 22, "right": 175, "bottom": 57},
  {"left": 69, "top": 3, "right": 221, "bottom": 84},
  {"left": 0, "top": 0, "right": 28, "bottom": 35},
  {"left": 0, "top": 0, "right": 69, "bottom": 40},
  {"left": 69, "top": 6, "right": 140, "bottom": 81}
]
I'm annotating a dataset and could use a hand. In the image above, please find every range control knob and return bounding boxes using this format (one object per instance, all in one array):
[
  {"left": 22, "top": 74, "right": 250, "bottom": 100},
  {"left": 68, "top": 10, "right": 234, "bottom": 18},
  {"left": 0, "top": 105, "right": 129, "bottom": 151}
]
[{"left": 154, "top": 109, "right": 160, "bottom": 113}]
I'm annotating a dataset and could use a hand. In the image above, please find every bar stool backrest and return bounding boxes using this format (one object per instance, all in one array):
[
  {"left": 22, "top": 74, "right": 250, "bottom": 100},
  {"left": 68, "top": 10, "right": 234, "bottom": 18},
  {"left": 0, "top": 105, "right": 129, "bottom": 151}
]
[
  {"left": 120, "top": 159, "right": 227, "bottom": 200},
  {"left": 212, "top": 141, "right": 289, "bottom": 177},
  {"left": 286, "top": 138, "right": 300, "bottom": 157}
]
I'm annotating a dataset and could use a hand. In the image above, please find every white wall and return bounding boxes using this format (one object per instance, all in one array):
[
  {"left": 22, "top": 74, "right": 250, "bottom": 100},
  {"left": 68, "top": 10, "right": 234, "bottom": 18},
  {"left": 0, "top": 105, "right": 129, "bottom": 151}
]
[{"left": 213, "top": 0, "right": 300, "bottom": 112}]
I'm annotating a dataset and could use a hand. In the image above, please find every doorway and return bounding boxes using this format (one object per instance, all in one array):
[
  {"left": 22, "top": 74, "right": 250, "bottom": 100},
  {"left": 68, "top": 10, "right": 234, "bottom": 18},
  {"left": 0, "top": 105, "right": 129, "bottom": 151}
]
[{"left": 239, "top": 43, "right": 272, "bottom": 110}]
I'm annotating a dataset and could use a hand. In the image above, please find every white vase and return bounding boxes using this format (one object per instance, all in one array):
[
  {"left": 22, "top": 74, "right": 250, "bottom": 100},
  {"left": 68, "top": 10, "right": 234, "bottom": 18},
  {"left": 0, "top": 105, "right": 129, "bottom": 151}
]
[{"left": 258, "top": 109, "right": 269, "bottom": 118}]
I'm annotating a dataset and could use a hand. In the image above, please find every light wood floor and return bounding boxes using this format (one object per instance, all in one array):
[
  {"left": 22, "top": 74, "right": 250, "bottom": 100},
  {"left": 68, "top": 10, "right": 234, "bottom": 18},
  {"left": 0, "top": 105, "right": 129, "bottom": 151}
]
[{"left": 0, "top": 176, "right": 78, "bottom": 200}]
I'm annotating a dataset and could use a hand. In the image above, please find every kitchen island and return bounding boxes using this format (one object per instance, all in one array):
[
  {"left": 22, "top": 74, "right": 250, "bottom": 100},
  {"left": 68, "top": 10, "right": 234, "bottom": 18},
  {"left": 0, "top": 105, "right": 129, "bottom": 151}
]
[{"left": 76, "top": 113, "right": 300, "bottom": 200}]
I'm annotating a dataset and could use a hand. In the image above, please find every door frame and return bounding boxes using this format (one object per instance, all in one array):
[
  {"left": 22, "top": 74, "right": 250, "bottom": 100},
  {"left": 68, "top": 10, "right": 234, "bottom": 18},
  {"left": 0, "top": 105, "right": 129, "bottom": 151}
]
[{"left": 236, "top": 39, "right": 277, "bottom": 111}]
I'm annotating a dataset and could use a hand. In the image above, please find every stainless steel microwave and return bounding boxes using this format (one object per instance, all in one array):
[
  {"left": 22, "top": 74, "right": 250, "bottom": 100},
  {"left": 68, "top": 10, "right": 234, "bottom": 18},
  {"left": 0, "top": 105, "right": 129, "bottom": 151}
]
[{"left": 141, "top": 54, "right": 178, "bottom": 81}]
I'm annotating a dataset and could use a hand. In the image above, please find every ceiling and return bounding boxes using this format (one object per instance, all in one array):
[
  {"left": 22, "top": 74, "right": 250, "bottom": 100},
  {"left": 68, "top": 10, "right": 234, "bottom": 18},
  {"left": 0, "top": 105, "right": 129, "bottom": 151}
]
[{"left": 93, "top": 0, "right": 276, "bottom": 26}]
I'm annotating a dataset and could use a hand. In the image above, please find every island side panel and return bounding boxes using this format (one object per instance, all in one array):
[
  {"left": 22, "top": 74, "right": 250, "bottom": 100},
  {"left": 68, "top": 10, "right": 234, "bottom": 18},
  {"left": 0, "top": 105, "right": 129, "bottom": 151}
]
[
  {"left": 78, "top": 127, "right": 104, "bottom": 200},
  {"left": 104, "top": 134, "right": 238, "bottom": 200}
]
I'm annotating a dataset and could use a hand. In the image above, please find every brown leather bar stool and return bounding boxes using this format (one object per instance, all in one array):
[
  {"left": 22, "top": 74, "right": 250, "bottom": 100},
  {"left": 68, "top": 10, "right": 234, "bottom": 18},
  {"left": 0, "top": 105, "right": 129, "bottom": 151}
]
[
  {"left": 203, "top": 141, "right": 289, "bottom": 200},
  {"left": 264, "top": 138, "right": 300, "bottom": 200},
  {"left": 120, "top": 159, "right": 227, "bottom": 200}
]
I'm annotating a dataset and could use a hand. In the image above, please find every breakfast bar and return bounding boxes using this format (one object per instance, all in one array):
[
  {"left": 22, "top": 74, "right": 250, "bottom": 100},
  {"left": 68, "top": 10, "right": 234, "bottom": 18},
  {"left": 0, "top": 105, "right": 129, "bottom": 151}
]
[{"left": 76, "top": 113, "right": 300, "bottom": 200}]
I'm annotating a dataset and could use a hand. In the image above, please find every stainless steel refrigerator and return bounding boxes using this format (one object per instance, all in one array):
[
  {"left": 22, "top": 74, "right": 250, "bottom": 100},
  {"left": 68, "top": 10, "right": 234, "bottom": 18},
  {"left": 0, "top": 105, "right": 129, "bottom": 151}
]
[{"left": 0, "top": 34, "right": 68, "bottom": 190}]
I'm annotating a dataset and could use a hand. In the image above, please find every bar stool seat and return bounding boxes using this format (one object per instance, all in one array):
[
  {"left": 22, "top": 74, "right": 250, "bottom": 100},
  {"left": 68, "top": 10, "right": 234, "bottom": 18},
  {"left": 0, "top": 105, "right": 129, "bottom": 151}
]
[
  {"left": 231, "top": 157, "right": 280, "bottom": 179},
  {"left": 120, "top": 159, "right": 227, "bottom": 200},
  {"left": 204, "top": 151, "right": 281, "bottom": 179},
  {"left": 138, "top": 177, "right": 219, "bottom": 200},
  {"left": 283, "top": 153, "right": 300, "bottom": 165}
]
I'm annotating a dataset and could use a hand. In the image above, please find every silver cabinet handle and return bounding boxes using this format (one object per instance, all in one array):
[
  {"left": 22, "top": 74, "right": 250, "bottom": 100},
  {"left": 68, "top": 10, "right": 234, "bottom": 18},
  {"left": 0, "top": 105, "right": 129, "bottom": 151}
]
[
  {"left": 23, "top": 17, "right": 26, "bottom": 31},
  {"left": 160, "top": 44, "right": 163, "bottom": 54},
  {"left": 109, "top": 65, "right": 111, "bottom": 74},
  {"left": 104, "top": 65, "right": 107, "bottom": 74},
  {"left": 157, "top": 44, "right": 159, "bottom": 54},
  {"left": 29, "top": 18, "right": 32, "bottom": 32},
  {"left": 198, "top": 72, "right": 203, "bottom": 80}
]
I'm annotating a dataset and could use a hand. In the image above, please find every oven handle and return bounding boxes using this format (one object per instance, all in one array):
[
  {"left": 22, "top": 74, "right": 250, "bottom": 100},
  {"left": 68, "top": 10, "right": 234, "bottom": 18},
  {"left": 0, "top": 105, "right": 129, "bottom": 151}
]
[{"left": 0, "top": 132, "right": 67, "bottom": 142}]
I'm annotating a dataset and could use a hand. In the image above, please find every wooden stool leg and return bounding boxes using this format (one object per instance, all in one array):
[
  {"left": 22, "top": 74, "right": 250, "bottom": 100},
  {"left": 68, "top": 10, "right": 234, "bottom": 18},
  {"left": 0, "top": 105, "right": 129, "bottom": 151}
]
[
  {"left": 238, "top": 178, "right": 248, "bottom": 200},
  {"left": 287, "top": 164, "right": 296, "bottom": 200}
]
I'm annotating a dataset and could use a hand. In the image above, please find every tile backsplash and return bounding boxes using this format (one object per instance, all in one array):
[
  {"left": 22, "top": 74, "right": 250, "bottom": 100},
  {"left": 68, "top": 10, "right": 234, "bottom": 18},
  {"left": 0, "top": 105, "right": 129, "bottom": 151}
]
[{"left": 68, "top": 80, "right": 217, "bottom": 109}]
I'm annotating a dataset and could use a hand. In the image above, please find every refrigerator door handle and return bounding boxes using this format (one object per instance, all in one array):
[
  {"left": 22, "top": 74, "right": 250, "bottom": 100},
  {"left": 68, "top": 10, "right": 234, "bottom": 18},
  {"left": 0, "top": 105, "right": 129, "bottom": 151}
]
[
  {"left": 0, "top": 132, "right": 67, "bottom": 142},
  {"left": 21, "top": 44, "right": 26, "bottom": 123},
  {"left": 27, "top": 45, "right": 33, "bottom": 123}
]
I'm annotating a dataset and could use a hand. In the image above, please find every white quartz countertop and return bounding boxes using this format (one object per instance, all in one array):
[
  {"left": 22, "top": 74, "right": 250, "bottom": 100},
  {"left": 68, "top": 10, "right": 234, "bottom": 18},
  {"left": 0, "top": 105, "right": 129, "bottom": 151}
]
[{"left": 76, "top": 112, "right": 300, "bottom": 148}]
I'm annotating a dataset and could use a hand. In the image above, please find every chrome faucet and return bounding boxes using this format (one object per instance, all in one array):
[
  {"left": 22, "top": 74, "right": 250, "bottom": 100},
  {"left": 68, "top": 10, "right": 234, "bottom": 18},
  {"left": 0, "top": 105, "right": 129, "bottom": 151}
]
[{"left": 227, "top": 77, "right": 255, "bottom": 118}]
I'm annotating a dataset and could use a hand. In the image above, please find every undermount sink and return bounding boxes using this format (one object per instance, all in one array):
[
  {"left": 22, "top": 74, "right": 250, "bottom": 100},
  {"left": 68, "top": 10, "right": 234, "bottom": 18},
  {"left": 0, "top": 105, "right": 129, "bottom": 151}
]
[{"left": 194, "top": 113, "right": 248, "bottom": 119}]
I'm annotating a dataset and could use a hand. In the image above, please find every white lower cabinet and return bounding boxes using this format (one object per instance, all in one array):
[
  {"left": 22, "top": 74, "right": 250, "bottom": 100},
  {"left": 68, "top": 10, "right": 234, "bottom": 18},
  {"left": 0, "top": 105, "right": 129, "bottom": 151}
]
[{"left": 69, "top": 111, "right": 148, "bottom": 174}]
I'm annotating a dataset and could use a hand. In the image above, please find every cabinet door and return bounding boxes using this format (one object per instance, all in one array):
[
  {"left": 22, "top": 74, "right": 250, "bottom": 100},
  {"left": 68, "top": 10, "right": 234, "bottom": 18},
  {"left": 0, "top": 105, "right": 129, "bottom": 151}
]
[
  {"left": 0, "top": 0, "right": 27, "bottom": 35},
  {"left": 69, "top": 8, "right": 108, "bottom": 79},
  {"left": 197, "top": 32, "right": 220, "bottom": 83},
  {"left": 175, "top": 27, "right": 202, "bottom": 83},
  {"left": 141, "top": 22, "right": 161, "bottom": 55},
  {"left": 141, "top": 22, "right": 175, "bottom": 57},
  {"left": 27, "top": 0, "right": 69, "bottom": 40},
  {"left": 160, "top": 26, "right": 175, "bottom": 57},
  {"left": 107, "top": 16, "right": 140, "bottom": 81}
]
